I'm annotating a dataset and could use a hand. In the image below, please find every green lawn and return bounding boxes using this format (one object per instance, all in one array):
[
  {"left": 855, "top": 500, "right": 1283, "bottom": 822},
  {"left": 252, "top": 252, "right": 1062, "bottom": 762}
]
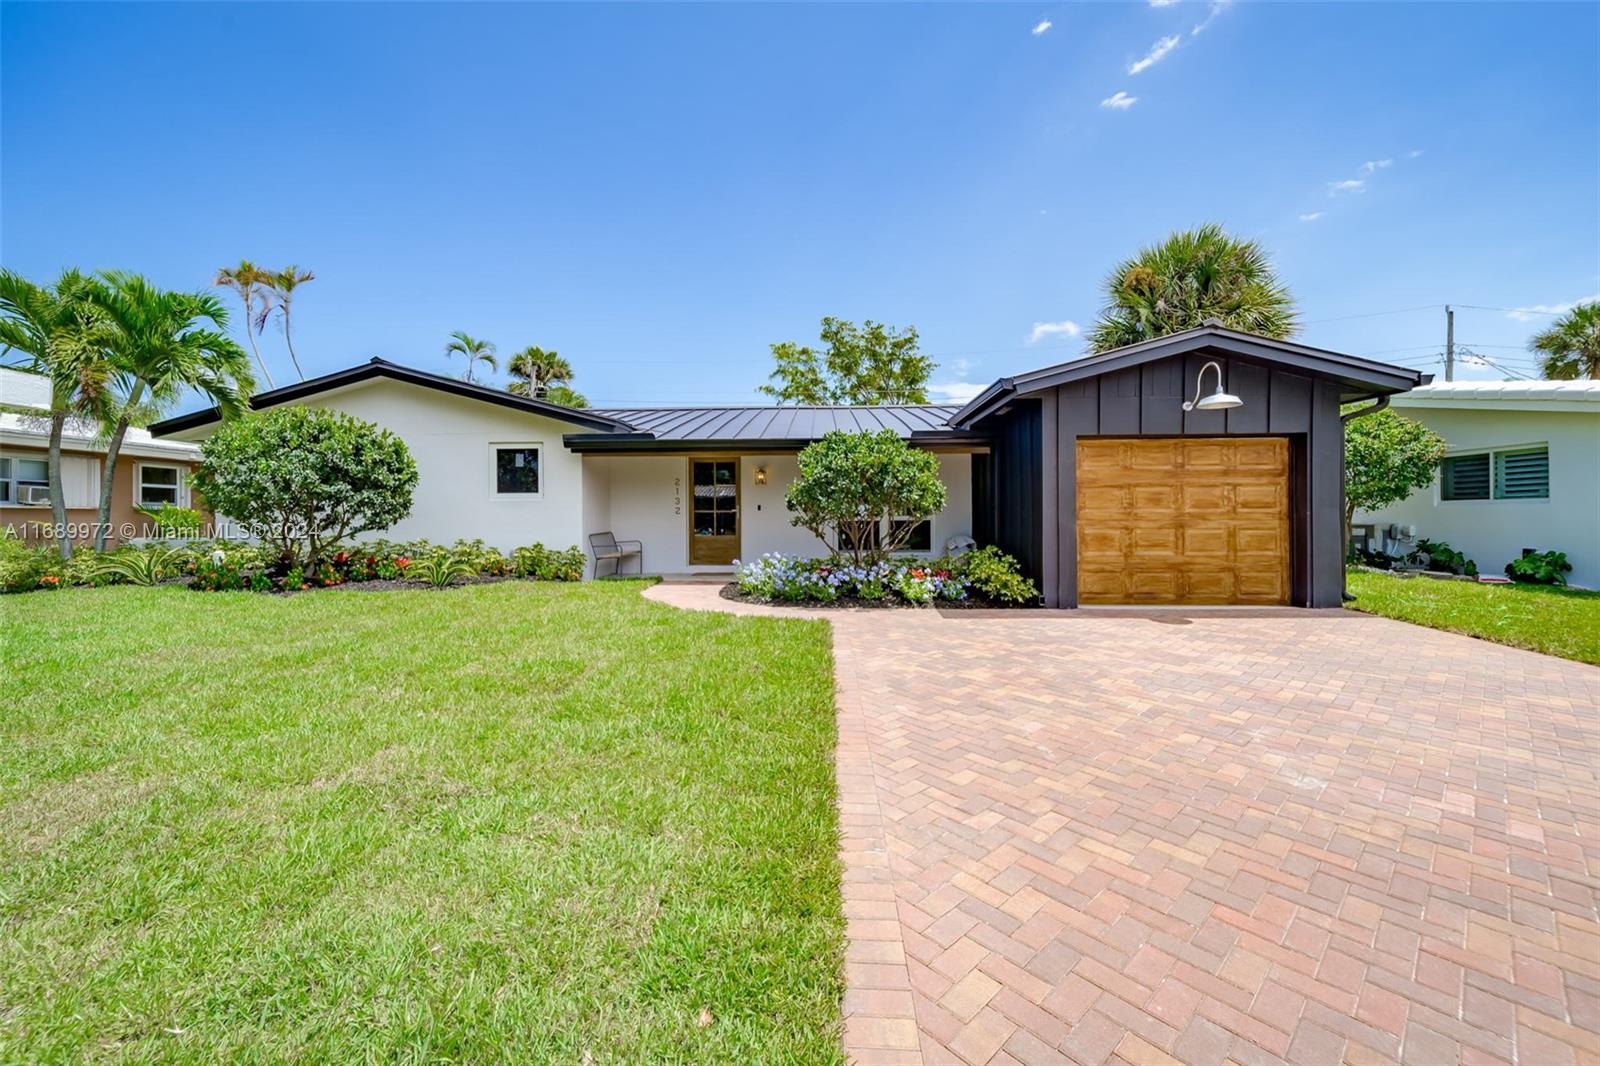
[
  {"left": 0, "top": 580, "right": 843, "bottom": 1063},
  {"left": 1347, "top": 569, "right": 1600, "bottom": 665}
]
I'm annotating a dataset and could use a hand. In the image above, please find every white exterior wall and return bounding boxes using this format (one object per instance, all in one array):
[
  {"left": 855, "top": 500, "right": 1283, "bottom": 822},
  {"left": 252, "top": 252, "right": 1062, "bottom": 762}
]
[
  {"left": 294, "top": 379, "right": 597, "bottom": 552},
  {"left": 582, "top": 451, "right": 976, "bottom": 573},
  {"left": 1358, "top": 407, "right": 1600, "bottom": 588}
]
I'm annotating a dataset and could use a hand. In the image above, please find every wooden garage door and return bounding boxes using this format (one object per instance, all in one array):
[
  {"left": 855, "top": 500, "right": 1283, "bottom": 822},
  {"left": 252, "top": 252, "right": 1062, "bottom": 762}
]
[{"left": 1077, "top": 438, "right": 1290, "bottom": 605}]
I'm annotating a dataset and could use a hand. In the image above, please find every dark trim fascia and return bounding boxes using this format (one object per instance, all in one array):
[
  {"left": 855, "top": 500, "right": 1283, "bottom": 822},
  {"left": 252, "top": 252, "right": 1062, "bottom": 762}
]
[
  {"left": 563, "top": 431, "right": 990, "bottom": 454},
  {"left": 150, "top": 358, "right": 638, "bottom": 436},
  {"left": 949, "top": 328, "right": 1425, "bottom": 429}
]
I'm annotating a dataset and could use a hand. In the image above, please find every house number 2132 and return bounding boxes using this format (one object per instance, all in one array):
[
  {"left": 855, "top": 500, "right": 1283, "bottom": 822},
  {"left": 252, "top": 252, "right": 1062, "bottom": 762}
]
[{"left": 673, "top": 477, "right": 681, "bottom": 516}]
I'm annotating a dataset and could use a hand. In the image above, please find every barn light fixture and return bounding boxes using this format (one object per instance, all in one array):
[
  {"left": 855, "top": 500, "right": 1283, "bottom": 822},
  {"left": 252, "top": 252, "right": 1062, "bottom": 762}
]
[
  {"left": 753, "top": 465, "right": 768, "bottom": 485},
  {"left": 1182, "top": 361, "right": 1243, "bottom": 412}
]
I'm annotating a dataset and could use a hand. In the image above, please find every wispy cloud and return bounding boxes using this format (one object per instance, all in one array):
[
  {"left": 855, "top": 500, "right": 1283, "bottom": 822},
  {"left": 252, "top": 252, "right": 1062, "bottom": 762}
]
[
  {"left": 1328, "top": 179, "right": 1366, "bottom": 194},
  {"left": 928, "top": 381, "right": 987, "bottom": 403},
  {"left": 1028, "top": 320, "right": 1082, "bottom": 344},
  {"left": 1100, "top": 91, "right": 1138, "bottom": 110},
  {"left": 1359, "top": 159, "right": 1393, "bottom": 175},
  {"left": 1190, "top": 0, "right": 1230, "bottom": 35},
  {"left": 1031, "top": 18, "right": 1052, "bottom": 36},
  {"left": 1150, "top": 0, "right": 1180, "bottom": 6},
  {"left": 1298, "top": 212, "right": 1324, "bottom": 222},
  {"left": 1408, "top": 148, "right": 1424, "bottom": 159},
  {"left": 1505, "top": 293, "right": 1600, "bottom": 322},
  {"left": 1129, "top": 34, "right": 1180, "bottom": 74}
]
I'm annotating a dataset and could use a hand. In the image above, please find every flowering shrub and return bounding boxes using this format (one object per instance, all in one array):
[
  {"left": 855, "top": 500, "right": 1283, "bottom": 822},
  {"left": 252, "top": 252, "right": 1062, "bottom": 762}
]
[
  {"left": 735, "top": 553, "right": 970, "bottom": 606},
  {"left": 953, "top": 546, "right": 1038, "bottom": 604}
]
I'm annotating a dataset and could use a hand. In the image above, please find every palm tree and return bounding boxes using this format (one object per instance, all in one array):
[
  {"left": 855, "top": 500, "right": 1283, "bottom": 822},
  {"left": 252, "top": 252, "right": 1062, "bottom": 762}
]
[
  {"left": 214, "top": 260, "right": 275, "bottom": 388},
  {"left": 1529, "top": 303, "right": 1600, "bottom": 379},
  {"left": 86, "top": 272, "right": 254, "bottom": 549},
  {"left": 0, "top": 268, "right": 111, "bottom": 559},
  {"left": 444, "top": 331, "right": 497, "bottom": 383},
  {"left": 1088, "top": 223, "right": 1298, "bottom": 352},
  {"left": 506, "top": 346, "right": 574, "bottom": 398},
  {"left": 265, "top": 265, "right": 314, "bottom": 381}
]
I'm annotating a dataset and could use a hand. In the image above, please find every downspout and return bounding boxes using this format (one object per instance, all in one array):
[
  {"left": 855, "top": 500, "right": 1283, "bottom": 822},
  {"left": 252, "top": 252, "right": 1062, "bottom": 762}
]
[{"left": 1339, "top": 395, "right": 1390, "bottom": 602}]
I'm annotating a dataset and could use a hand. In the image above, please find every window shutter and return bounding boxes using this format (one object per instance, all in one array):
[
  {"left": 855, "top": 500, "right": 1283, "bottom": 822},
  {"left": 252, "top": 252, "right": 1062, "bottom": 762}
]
[
  {"left": 1441, "top": 454, "right": 1490, "bottom": 500},
  {"left": 61, "top": 456, "right": 101, "bottom": 508},
  {"left": 1494, "top": 447, "right": 1549, "bottom": 499}
]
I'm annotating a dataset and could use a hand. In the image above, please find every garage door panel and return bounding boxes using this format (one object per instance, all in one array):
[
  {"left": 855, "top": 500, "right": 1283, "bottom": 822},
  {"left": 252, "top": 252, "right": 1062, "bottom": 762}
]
[{"left": 1077, "top": 437, "right": 1289, "bottom": 606}]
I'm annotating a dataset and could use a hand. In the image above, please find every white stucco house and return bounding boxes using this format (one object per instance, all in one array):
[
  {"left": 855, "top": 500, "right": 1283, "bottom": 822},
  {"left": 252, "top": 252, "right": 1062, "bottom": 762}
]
[
  {"left": 1356, "top": 380, "right": 1600, "bottom": 588},
  {"left": 150, "top": 359, "right": 979, "bottom": 577}
]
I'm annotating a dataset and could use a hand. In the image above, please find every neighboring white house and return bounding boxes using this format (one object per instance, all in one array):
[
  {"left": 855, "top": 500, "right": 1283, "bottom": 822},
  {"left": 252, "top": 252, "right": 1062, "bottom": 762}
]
[{"left": 1357, "top": 380, "right": 1600, "bottom": 588}]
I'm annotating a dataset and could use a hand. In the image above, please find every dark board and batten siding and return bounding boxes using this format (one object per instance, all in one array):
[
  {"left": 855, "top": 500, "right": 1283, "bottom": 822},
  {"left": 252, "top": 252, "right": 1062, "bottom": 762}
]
[{"left": 996, "top": 354, "right": 1346, "bottom": 608}]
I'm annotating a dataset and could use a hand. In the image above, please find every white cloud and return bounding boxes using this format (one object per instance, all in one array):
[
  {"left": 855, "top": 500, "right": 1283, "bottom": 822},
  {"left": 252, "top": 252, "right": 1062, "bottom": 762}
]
[
  {"left": 1031, "top": 18, "right": 1052, "bottom": 36},
  {"left": 1190, "top": 0, "right": 1231, "bottom": 35},
  {"left": 1129, "top": 34, "right": 1180, "bottom": 74},
  {"left": 927, "top": 381, "right": 988, "bottom": 403},
  {"left": 1328, "top": 178, "right": 1366, "bottom": 194},
  {"left": 1100, "top": 91, "right": 1138, "bottom": 110},
  {"left": 1150, "top": 0, "right": 1180, "bottom": 6},
  {"left": 1028, "top": 320, "right": 1082, "bottom": 344},
  {"left": 1505, "top": 293, "right": 1600, "bottom": 322},
  {"left": 1409, "top": 148, "right": 1424, "bottom": 158},
  {"left": 1359, "top": 158, "right": 1393, "bottom": 175},
  {"left": 1298, "top": 212, "right": 1324, "bottom": 222}
]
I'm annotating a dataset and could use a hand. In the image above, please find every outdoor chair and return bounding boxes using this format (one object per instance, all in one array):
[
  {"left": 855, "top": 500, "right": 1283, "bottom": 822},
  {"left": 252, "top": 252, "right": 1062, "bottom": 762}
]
[{"left": 589, "top": 531, "right": 643, "bottom": 577}]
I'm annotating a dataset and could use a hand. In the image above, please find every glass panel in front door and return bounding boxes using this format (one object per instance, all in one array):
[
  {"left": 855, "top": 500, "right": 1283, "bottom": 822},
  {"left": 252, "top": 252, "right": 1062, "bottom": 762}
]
[{"left": 692, "top": 461, "right": 737, "bottom": 537}]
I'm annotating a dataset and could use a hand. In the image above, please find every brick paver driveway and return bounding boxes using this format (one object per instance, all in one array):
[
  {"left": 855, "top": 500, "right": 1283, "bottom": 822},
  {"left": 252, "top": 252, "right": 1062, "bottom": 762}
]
[{"left": 647, "top": 586, "right": 1600, "bottom": 1066}]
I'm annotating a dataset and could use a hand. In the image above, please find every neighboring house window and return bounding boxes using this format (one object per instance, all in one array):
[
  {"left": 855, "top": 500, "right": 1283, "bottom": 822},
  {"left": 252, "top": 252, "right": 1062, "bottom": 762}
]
[
  {"left": 889, "top": 517, "right": 933, "bottom": 552},
  {"left": 492, "top": 444, "right": 541, "bottom": 496},
  {"left": 0, "top": 456, "right": 50, "bottom": 504},
  {"left": 136, "top": 463, "right": 186, "bottom": 507},
  {"left": 1441, "top": 446, "right": 1548, "bottom": 502}
]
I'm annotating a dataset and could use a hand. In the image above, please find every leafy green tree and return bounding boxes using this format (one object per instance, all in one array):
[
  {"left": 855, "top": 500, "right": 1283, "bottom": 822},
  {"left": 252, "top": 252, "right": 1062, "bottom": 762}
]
[
  {"left": 265, "top": 265, "right": 315, "bottom": 381},
  {"left": 1529, "top": 302, "right": 1600, "bottom": 379},
  {"left": 444, "top": 330, "right": 497, "bottom": 384},
  {"left": 192, "top": 406, "right": 418, "bottom": 568},
  {"left": 759, "top": 317, "right": 934, "bottom": 404},
  {"left": 542, "top": 384, "right": 589, "bottom": 408},
  {"left": 1089, "top": 223, "right": 1298, "bottom": 352},
  {"left": 507, "top": 346, "right": 574, "bottom": 398},
  {"left": 214, "top": 260, "right": 275, "bottom": 388},
  {"left": 86, "top": 272, "right": 255, "bottom": 549},
  {"left": 1344, "top": 406, "right": 1446, "bottom": 557},
  {"left": 785, "top": 430, "right": 947, "bottom": 564},
  {"left": 0, "top": 268, "right": 110, "bottom": 559}
]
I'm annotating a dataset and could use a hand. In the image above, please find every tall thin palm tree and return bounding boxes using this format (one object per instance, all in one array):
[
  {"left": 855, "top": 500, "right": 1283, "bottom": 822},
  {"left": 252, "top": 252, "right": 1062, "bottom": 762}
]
[
  {"left": 86, "top": 272, "right": 254, "bottom": 549},
  {"left": 0, "top": 268, "right": 112, "bottom": 559},
  {"left": 265, "top": 265, "right": 315, "bottom": 381},
  {"left": 444, "top": 331, "right": 497, "bottom": 384},
  {"left": 506, "top": 346, "right": 574, "bottom": 398},
  {"left": 1529, "top": 303, "right": 1600, "bottom": 380},
  {"left": 214, "top": 260, "right": 275, "bottom": 388},
  {"left": 1088, "top": 223, "right": 1298, "bottom": 352}
]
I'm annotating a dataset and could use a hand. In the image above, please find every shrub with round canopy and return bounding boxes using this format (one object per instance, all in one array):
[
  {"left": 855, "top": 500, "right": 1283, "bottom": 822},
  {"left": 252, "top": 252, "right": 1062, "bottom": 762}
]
[
  {"left": 785, "top": 429, "right": 947, "bottom": 564},
  {"left": 193, "top": 406, "right": 418, "bottom": 567}
]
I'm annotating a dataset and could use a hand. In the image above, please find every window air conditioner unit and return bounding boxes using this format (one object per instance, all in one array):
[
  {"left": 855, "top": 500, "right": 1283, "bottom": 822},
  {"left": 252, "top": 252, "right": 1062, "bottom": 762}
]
[{"left": 18, "top": 484, "right": 51, "bottom": 506}]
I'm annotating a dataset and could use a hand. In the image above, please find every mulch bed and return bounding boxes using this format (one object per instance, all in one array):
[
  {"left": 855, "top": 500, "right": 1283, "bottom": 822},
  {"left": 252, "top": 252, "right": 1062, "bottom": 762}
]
[{"left": 718, "top": 583, "right": 1038, "bottom": 610}]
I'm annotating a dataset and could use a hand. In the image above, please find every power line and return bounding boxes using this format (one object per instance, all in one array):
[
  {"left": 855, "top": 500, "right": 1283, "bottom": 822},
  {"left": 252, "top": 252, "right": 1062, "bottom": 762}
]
[
  {"left": 1301, "top": 304, "right": 1441, "bottom": 325},
  {"left": 1453, "top": 303, "right": 1566, "bottom": 317}
]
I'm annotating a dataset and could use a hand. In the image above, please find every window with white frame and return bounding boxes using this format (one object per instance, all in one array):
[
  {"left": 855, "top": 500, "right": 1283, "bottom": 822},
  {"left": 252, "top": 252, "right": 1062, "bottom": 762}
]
[
  {"left": 1440, "top": 445, "right": 1548, "bottom": 501},
  {"left": 136, "top": 463, "right": 185, "bottom": 507},
  {"left": 888, "top": 517, "right": 933, "bottom": 552},
  {"left": 492, "top": 444, "right": 542, "bottom": 496},
  {"left": 0, "top": 456, "right": 50, "bottom": 504}
]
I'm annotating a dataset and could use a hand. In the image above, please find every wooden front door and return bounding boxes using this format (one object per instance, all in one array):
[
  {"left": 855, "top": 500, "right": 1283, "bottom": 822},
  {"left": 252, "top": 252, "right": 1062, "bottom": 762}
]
[
  {"left": 689, "top": 459, "right": 740, "bottom": 565},
  {"left": 1077, "top": 437, "right": 1290, "bottom": 605}
]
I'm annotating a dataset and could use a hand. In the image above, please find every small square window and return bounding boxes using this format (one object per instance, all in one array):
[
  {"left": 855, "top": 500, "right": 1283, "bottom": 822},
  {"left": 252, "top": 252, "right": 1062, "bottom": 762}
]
[
  {"left": 137, "top": 464, "right": 183, "bottom": 507},
  {"left": 889, "top": 518, "right": 933, "bottom": 552},
  {"left": 494, "top": 446, "right": 541, "bottom": 495},
  {"left": 1440, "top": 454, "right": 1490, "bottom": 501}
]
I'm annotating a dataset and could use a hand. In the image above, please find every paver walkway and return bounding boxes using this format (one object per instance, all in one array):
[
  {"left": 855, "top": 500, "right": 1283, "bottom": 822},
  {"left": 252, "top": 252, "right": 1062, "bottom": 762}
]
[{"left": 645, "top": 585, "right": 1600, "bottom": 1066}]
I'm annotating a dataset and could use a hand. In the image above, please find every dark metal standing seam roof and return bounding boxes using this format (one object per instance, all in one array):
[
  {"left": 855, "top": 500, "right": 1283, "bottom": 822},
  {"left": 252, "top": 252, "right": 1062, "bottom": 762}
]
[{"left": 582, "top": 404, "right": 965, "bottom": 443}]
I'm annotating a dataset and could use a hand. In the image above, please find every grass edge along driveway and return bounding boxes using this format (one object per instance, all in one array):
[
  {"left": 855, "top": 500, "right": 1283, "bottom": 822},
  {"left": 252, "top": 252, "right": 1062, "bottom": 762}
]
[
  {"left": 1347, "top": 568, "right": 1600, "bottom": 665},
  {"left": 0, "top": 580, "right": 845, "bottom": 1063}
]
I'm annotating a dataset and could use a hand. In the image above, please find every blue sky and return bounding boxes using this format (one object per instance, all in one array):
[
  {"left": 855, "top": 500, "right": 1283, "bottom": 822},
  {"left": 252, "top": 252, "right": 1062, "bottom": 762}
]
[{"left": 3, "top": 2, "right": 1597, "bottom": 407}]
